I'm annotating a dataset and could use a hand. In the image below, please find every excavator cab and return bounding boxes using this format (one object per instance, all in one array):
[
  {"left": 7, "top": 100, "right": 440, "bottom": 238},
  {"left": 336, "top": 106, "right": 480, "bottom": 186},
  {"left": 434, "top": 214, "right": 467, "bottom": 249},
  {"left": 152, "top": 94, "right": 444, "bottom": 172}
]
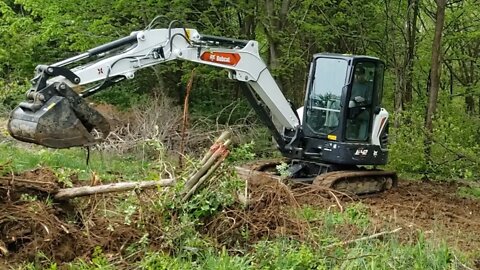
[{"left": 300, "top": 53, "right": 389, "bottom": 166}]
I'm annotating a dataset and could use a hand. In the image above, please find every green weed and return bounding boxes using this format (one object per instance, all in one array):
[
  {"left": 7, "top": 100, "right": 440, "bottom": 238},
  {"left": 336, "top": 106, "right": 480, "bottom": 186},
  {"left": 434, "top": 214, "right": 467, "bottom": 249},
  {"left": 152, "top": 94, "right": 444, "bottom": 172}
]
[
  {"left": 227, "top": 141, "right": 256, "bottom": 163},
  {"left": 458, "top": 186, "right": 480, "bottom": 199}
]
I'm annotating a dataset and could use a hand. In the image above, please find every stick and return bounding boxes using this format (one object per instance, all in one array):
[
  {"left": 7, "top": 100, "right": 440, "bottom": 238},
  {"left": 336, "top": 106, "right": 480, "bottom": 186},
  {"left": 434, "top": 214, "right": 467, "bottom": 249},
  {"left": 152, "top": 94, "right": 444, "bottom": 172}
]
[
  {"left": 328, "top": 190, "right": 343, "bottom": 212},
  {"left": 184, "top": 139, "right": 231, "bottom": 191},
  {"left": 179, "top": 69, "right": 195, "bottom": 169},
  {"left": 200, "top": 131, "right": 231, "bottom": 165},
  {"left": 182, "top": 151, "right": 228, "bottom": 202},
  {"left": 323, "top": 227, "right": 402, "bottom": 249},
  {"left": 54, "top": 179, "right": 175, "bottom": 200}
]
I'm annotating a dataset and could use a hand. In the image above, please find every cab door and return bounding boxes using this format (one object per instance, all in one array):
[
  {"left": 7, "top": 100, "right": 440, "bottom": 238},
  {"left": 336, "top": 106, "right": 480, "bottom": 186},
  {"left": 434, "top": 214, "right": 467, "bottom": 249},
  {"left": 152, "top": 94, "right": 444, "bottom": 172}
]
[{"left": 345, "top": 61, "right": 384, "bottom": 142}]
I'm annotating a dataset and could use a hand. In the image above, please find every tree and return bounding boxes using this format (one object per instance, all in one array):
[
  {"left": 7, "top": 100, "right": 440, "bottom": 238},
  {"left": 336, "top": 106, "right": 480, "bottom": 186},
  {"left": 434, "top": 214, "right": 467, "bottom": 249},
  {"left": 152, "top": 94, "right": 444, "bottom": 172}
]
[
  {"left": 424, "top": 0, "right": 447, "bottom": 162},
  {"left": 443, "top": 0, "right": 480, "bottom": 114}
]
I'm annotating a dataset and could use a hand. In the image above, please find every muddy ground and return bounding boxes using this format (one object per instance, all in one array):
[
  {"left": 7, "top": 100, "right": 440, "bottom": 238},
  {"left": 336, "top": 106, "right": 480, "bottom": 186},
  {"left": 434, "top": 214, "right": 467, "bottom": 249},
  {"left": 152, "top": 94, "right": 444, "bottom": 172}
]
[{"left": 0, "top": 167, "right": 479, "bottom": 267}]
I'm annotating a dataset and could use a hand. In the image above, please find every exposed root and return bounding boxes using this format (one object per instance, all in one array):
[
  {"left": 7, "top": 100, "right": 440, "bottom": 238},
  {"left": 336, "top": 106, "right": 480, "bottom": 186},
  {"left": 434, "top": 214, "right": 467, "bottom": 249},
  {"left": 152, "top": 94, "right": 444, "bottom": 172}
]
[{"left": 205, "top": 175, "right": 335, "bottom": 247}]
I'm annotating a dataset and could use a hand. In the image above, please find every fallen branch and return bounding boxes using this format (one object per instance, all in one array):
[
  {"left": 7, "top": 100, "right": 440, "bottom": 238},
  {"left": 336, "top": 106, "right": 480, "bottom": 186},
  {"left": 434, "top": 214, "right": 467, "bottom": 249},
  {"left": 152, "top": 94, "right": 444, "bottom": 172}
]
[
  {"left": 54, "top": 179, "right": 175, "bottom": 200},
  {"left": 324, "top": 227, "right": 402, "bottom": 249}
]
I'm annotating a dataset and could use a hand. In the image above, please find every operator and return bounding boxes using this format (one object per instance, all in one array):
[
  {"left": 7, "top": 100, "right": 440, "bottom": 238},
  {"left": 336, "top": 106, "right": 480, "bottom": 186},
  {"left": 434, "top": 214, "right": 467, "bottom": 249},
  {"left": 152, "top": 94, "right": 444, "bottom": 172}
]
[
  {"left": 348, "top": 66, "right": 372, "bottom": 140},
  {"left": 351, "top": 66, "right": 371, "bottom": 105}
]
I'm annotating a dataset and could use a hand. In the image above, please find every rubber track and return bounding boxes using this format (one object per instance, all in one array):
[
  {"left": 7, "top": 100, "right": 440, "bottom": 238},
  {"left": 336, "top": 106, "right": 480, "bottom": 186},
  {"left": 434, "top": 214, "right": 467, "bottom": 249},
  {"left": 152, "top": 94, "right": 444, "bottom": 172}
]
[{"left": 313, "top": 170, "right": 398, "bottom": 195}]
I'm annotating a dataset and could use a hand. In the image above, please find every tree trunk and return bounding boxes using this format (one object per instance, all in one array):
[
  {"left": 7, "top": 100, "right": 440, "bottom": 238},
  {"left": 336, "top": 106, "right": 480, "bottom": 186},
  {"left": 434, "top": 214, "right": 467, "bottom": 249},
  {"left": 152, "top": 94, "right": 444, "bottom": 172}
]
[
  {"left": 466, "top": 94, "right": 475, "bottom": 115},
  {"left": 394, "top": 67, "right": 404, "bottom": 128},
  {"left": 424, "top": 0, "right": 447, "bottom": 164},
  {"left": 404, "top": 0, "right": 419, "bottom": 105},
  {"left": 262, "top": 0, "right": 291, "bottom": 92}
]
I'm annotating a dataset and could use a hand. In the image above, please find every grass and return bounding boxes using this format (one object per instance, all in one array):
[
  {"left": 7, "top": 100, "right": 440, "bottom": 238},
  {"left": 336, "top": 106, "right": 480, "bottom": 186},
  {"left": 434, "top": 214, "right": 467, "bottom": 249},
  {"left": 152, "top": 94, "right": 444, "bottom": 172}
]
[
  {"left": 458, "top": 186, "right": 480, "bottom": 199},
  {"left": 26, "top": 236, "right": 458, "bottom": 270},
  {"left": 0, "top": 142, "right": 155, "bottom": 181}
]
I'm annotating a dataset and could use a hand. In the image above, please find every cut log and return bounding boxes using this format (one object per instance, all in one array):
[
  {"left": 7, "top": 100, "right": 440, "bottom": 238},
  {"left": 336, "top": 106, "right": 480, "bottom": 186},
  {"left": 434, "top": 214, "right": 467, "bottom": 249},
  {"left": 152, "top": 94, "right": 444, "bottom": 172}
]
[
  {"left": 184, "top": 139, "right": 231, "bottom": 191},
  {"left": 54, "top": 179, "right": 175, "bottom": 200}
]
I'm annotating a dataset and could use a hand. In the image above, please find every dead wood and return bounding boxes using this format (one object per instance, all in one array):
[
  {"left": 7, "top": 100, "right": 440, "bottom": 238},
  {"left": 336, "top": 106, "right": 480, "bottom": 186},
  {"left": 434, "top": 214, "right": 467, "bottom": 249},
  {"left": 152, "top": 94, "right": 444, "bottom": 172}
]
[
  {"left": 323, "top": 227, "right": 403, "bottom": 249},
  {"left": 53, "top": 179, "right": 175, "bottom": 200}
]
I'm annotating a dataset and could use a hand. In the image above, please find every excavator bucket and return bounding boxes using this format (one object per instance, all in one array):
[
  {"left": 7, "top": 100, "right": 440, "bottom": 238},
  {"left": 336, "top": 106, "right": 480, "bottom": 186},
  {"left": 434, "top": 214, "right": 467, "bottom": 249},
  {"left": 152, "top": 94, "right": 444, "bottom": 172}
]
[{"left": 7, "top": 83, "right": 110, "bottom": 149}]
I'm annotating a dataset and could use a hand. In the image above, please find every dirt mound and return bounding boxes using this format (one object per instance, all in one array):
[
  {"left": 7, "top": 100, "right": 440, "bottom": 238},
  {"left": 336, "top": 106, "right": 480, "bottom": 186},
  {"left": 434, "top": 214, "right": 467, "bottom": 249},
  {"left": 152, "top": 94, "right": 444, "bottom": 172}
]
[
  {"left": 93, "top": 103, "right": 132, "bottom": 129},
  {"left": 208, "top": 172, "right": 480, "bottom": 257},
  {"left": 362, "top": 179, "right": 480, "bottom": 253},
  {"left": 0, "top": 167, "right": 144, "bottom": 265},
  {"left": 0, "top": 167, "right": 60, "bottom": 202}
]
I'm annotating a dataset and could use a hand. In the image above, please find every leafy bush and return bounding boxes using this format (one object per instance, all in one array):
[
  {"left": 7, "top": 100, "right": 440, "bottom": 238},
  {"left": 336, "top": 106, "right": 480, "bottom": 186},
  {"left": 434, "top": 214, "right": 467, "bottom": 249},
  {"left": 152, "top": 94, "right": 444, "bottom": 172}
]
[
  {"left": 0, "top": 80, "right": 26, "bottom": 112},
  {"left": 389, "top": 98, "right": 480, "bottom": 180}
]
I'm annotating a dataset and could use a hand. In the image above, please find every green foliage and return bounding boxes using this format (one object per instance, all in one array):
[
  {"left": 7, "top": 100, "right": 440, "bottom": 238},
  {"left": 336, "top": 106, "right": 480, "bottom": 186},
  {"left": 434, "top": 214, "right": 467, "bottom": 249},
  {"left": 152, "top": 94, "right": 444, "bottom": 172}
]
[
  {"left": 180, "top": 169, "right": 243, "bottom": 219},
  {"left": 139, "top": 252, "right": 194, "bottom": 270},
  {"left": 92, "top": 79, "right": 150, "bottom": 110},
  {"left": 52, "top": 167, "right": 77, "bottom": 188},
  {"left": 253, "top": 239, "right": 322, "bottom": 270},
  {"left": 61, "top": 247, "right": 116, "bottom": 270},
  {"left": 303, "top": 203, "right": 370, "bottom": 232},
  {"left": 458, "top": 186, "right": 480, "bottom": 199},
  {"left": 138, "top": 248, "right": 252, "bottom": 270},
  {"left": 19, "top": 193, "right": 38, "bottom": 202},
  {"left": 200, "top": 249, "right": 252, "bottom": 270},
  {"left": 227, "top": 141, "right": 256, "bottom": 163},
  {"left": 388, "top": 109, "right": 427, "bottom": 176},
  {"left": 0, "top": 80, "right": 26, "bottom": 110},
  {"left": 275, "top": 162, "right": 289, "bottom": 177},
  {"left": 389, "top": 97, "right": 480, "bottom": 180},
  {"left": 328, "top": 236, "right": 454, "bottom": 270}
]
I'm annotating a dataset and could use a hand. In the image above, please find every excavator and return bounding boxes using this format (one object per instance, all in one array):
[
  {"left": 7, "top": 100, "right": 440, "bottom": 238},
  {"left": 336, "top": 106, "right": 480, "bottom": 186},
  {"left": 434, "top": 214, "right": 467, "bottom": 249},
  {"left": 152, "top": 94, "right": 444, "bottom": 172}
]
[{"left": 7, "top": 21, "right": 397, "bottom": 195}]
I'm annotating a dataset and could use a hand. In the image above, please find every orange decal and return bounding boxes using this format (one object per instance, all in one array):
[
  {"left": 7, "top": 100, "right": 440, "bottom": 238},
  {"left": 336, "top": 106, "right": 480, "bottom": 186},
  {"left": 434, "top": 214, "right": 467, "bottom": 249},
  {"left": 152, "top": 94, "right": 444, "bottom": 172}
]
[
  {"left": 200, "top": 52, "right": 241, "bottom": 66},
  {"left": 377, "top": 117, "right": 387, "bottom": 137}
]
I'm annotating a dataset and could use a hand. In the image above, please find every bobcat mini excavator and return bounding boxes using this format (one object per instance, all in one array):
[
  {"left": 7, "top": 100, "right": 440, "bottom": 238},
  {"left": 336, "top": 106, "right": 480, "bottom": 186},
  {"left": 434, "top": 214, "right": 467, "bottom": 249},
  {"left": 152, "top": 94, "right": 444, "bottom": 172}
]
[{"left": 7, "top": 23, "right": 397, "bottom": 194}]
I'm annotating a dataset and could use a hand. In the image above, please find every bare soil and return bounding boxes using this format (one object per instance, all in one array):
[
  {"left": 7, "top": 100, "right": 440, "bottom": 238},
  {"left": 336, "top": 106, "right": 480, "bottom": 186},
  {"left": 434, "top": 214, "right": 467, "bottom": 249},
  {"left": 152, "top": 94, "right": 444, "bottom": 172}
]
[{"left": 362, "top": 179, "right": 480, "bottom": 253}]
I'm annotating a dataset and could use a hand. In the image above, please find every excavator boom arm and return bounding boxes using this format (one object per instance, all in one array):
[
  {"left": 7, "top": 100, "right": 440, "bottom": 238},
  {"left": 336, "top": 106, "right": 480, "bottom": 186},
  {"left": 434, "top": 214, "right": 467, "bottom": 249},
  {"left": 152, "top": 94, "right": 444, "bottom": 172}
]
[
  {"left": 8, "top": 26, "right": 300, "bottom": 149},
  {"left": 50, "top": 28, "right": 299, "bottom": 130}
]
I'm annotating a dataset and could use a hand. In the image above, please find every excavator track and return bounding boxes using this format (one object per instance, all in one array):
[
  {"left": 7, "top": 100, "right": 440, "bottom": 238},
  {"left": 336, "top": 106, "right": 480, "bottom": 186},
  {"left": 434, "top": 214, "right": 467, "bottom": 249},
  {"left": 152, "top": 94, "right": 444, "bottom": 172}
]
[
  {"left": 236, "top": 161, "right": 398, "bottom": 195},
  {"left": 313, "top": 170, "right": 397, "bottom": 195}
]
